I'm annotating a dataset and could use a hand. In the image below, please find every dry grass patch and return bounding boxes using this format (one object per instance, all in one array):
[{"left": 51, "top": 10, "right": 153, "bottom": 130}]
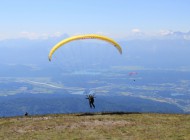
[{"left": 0, "top": 113, "right": 190, "bottom": 140}]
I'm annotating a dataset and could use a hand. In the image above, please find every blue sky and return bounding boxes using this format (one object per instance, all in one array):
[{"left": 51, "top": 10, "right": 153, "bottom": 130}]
[{"left": 0, "top": 0, "right": 190, "bottom": 39}]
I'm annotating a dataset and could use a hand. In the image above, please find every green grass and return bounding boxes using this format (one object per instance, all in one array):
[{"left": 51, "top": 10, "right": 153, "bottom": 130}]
[{"left": 0, "top": 113, "right": 190, "bottom": 140}]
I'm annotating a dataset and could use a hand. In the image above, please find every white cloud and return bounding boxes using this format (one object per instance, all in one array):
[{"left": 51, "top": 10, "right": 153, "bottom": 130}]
[
  {"left": 52, "top": 32, "right": 62, "bottom": 37},
  {"left": 159, "top": 30, "right": 174, "bottom": 36},
  {"left": 72, "top": 31, "right": 110, "bottom": 36},
  {"left": 158, "top": 30, "right": 190, "bottom": 40},
  {"left": 122, "top": 28, "right": 149, "bottom": 40},
  {"left": 19, "top": 31, "right": 63, "bottom": 40},
  {"left": 20, "top": 32, "right": 40, "bottom": 39},
  {"left": 131, "top": 28, "right": 142, "bottom": 34},
  {"left": 1, "top": 30, "right": 190, "bottom": 41},
  {"left": 184, "top": 35, "right": 190, "bottom": 40}
]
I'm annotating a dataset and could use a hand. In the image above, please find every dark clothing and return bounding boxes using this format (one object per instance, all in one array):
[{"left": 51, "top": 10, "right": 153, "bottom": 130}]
[
  {"left": 86, "top": 95, "right": 95, "bottom": 108},
  {"left": 25, "top": 112, "right": 28, "bottom": 116}
]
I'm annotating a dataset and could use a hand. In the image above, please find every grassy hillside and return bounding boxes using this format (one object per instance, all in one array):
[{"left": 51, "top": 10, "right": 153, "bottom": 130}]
[{"left": 0, "top": 112, "right": 190, "bottom": 140}]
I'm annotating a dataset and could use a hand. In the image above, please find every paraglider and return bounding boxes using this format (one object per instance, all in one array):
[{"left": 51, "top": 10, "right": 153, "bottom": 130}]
[
  {"left": 48, "top": 34, "right": 122, "bottom": 109},
  {"left": 128, "top": 72, "right": 138, "bottom": 76},
  {"left": 128, "top": 72, "right": 138, "bottom": 81},
  {"left": 86, "top": 94, "right": 96, "bottom": 109},
  {"left": 48, "top": 34, "right": 122, "bottom": 61},
  {"left": 84, "top": 89, "right": 96, "bottom": 109}
]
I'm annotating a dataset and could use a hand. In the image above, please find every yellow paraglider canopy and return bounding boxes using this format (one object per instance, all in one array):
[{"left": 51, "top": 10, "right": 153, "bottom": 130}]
[{"left": 48, "top": 34, "right": 122, "bottom": 61}]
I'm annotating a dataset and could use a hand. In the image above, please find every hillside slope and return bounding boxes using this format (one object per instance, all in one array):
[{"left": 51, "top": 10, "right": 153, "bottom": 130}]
[{"left": 0, "top": 112, "right": 190, "bottom": 140}]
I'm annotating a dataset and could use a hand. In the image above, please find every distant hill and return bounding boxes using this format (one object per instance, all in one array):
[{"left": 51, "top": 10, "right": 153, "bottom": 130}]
[{"left": 0, "top": 93, "right": 183, "bottom": 117}]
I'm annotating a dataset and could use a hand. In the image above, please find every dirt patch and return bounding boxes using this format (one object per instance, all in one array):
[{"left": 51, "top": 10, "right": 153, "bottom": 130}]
[
  {"left": 54, "top": 120, "right": 134, "bottom": 130},
  {"left": 81, "top": 120, "right": 132, "bottom": 127}
]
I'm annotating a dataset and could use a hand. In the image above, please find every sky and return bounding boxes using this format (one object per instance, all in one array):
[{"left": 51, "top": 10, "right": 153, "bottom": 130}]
[{"left": 0, "top": 0, "right": 190, "bottom": 40}]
